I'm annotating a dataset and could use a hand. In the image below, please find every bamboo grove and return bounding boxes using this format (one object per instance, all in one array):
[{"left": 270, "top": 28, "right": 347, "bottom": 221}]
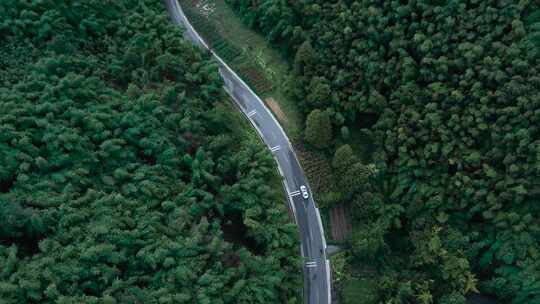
[
  {"left": 0, "top": 1, "right": 301, "bottom": 303},
  {"left": 226, "top": 0, "right": 540, "bottom": 303}
]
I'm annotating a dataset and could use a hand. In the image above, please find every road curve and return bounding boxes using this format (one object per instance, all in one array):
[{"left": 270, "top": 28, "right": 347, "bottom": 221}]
[{"left": 164, "top": 1, "right": 331, "bottom": 303}]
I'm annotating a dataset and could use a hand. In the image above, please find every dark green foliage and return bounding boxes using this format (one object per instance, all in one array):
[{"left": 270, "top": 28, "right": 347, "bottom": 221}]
[
  {"left": 440, "top": 292, "right": 466, "bottom": 304},
  {"left": 305, "top": 109, "right": 332, "bottom": 149},
  {"left": 226, "top": 0, "right": 540, "bottom": 303},
  {"left": 0, "top": 1, "right": 300, "bottom": 303},
  {"left": 332, "top": 145, "right": 372, "bottom": 199},
  {"left": 306, "top": 76, "right": 332, "bottom": 109},
  {"left": 338, "top": 162, "right": 370, "bottom": 199},
  {"left": 341, "top": 278, "right": 378, "bottom": 304},
  {"left": 340, "top": 126, "right": 350, "bottom": 140},
  {"left": 332, "top": 145, "right": 357, "bottom": 175},
  {"left": 294, "top": 41, "right": 316, "bottom": 76},
  {"left": 351, "top": 222, "right": 386, "bottom": 262},
  {"left": 0, "top": 202, "right": 45, "bottom": 241}
]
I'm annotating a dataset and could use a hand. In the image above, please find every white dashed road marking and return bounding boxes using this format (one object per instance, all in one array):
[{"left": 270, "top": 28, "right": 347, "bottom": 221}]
[
  {"left": 247, "top": 110, "right": 257, "bottom": 117},
  {"left": 289, "top": 190, "right": 301, "bottom": 198},
  {"left": 270, "top": 145, "right": 281, "bottom": 152},
  {"left": 306, "top": 261, "right": 317, "bottom": 268}
]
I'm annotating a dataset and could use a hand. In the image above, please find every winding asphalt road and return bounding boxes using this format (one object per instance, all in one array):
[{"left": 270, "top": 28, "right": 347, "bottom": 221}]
[{"left": 164, "top": 1, "right": 331, "bottom": 303}]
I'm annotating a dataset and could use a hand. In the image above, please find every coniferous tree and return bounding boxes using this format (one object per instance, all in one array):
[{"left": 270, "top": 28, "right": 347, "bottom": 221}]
[
  {"left": 305, "top": 109, "right": 332, "bottom": 149},
  {"left": 293, "top": 40, "right": 316, "bottom": 76}
]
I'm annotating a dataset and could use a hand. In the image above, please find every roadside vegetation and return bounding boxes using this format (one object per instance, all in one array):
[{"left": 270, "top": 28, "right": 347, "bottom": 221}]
[
  {"left": 178, "top": 0, "right": 355, "bottom": 242},
  {"left": 179, "top": 0, "right": 303, "bottom": 137},
  {"left": 0, "top": 0, "right": 301, "bottom": 303},
  {"left": 222, "top": 0, "right": 539, "bottom": 303}
]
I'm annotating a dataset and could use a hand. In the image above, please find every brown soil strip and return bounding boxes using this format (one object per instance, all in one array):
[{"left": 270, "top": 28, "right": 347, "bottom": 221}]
[
  {"left": 330, "top": 203, "right": 352, "bottom": 241},
  {"left": 265, "top": 97, "right": 287, "bottom": 124}
]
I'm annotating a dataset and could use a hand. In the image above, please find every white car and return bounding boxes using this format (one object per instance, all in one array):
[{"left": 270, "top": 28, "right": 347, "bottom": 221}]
[{"left": 300, "top": 185, "right": 309, "bottom": 199}]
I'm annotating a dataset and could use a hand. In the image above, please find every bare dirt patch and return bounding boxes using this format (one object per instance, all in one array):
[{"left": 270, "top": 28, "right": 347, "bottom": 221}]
[
  {"left": 330, "top": 203, "right": 352, "bottom": 241},
  {"left": 265, "top": 97, "right": 287, "bottom": 124}
]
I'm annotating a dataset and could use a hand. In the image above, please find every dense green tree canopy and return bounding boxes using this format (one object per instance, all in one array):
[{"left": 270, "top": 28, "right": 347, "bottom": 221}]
[
  {"left": 305, "top": 109, "right": 332, "bottom": 149},
  {"left": 0, "top": 1, "right": 300, "bottom": 303},
  {"left": 227, "top": 0, "right": 540, "bottom": 303}
]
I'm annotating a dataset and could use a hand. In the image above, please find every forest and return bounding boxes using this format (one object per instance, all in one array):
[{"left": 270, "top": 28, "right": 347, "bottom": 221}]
[
  {"left": 225, "top": 0, "right": 540, "bottom": 303},
  {"left": 0, "top": 0, "right": 301, "bottom": 303}
]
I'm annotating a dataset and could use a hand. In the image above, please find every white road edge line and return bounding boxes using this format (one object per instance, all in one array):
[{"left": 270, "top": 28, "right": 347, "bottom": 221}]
[
  {"left": 314, "top": 207, "right": 327, "bottom": 249},
  {"left": 326, "top": 259, "right": 331, "bottom": 303},
  {"left": 171, "top": 0, "right": 209, "bottom": 49}
]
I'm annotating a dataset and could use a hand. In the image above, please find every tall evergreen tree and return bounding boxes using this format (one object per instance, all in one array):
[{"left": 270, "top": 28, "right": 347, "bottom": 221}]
[
  {"left": 305, "top": 109, "right": 332, "bottom": 149},
  {"left": 293, "top": 40, "right": 316, "bottom": 76}
]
